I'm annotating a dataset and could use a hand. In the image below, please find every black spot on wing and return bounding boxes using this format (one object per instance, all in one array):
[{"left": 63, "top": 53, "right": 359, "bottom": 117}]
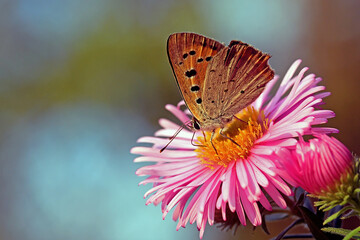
[
  {"left": 191, "top": 85, "right": 200, "bottom": 92},
  {"left": 189, "top": 50, "right": 196, "bottom": 55},
  {"left": 185, "top": 69, "right": 197, "bottom": 78},
  {"left": 196, "top": 98, "right": 202, "bottom": 104}
]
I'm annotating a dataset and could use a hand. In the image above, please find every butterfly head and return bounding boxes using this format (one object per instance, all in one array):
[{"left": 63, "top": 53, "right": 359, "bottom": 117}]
[{"left": 191, "top": 116, "right": 233, "bottom": 132}]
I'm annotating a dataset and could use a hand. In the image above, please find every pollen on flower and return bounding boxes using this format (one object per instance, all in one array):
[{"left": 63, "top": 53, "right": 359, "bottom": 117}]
[{"left": 195, "top": 106, "right": 269, "bottom": 168}]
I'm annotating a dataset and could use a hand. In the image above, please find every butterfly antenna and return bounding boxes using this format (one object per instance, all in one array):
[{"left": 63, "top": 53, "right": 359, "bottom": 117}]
[
  {"left": 210, "top": 130, "right": 221, "bottom": 161},
  {"left": 160, "top": 121, "right": 189, "bottom": 153}
]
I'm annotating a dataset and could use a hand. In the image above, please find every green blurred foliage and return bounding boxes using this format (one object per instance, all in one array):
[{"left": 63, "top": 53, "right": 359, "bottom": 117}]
[{"left": 0, "top": 0, "right": 210, "bottom": 126}]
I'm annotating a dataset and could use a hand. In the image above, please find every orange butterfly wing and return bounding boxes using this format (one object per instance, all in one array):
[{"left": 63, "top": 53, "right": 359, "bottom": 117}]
[
  {"left": 202, "top": 41, "right": 274, "bottom": 119},
  {"left": 167, "top": 33, "right": 225, "bottom": 121}
]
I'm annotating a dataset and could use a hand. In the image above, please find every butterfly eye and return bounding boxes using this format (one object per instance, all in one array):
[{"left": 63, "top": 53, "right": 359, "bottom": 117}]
[{"left": 193, "top": 120, "right": 200, "bottom": 130}]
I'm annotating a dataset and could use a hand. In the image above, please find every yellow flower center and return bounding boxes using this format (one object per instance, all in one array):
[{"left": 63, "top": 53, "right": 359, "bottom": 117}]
[{"left": 195, "top": 106, "right": 270, "bottom": 168}]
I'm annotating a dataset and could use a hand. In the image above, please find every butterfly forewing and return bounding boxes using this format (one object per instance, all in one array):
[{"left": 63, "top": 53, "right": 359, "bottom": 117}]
[
  {"left": 202, "top": 41, "right": 274, "bottom": 120},
  {"left": 167, "top": 32, "right": 274, "bottom": 132},
  {"left": 167, "top": 33, "right": 225, "bottom": 122}
]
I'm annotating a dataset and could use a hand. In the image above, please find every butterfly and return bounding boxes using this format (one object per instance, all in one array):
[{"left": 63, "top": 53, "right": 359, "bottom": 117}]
[{"left": 167, "top": 32, "right": 274, "bottom": 134}]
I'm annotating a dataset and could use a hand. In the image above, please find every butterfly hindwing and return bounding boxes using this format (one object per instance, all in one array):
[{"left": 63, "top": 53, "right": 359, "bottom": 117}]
[
  {"left": 222, "top": 42, "right": 274, "bottom": 116},
  {"left": 202, "top": 41, "right": 274, "bottom": 119},
  {"left": 167, "top": 33, "right": 225, "bottom": 121}
]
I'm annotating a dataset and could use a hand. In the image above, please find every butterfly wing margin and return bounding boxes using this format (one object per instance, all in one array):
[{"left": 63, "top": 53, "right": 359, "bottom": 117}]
[
  {"left": 202, "top": 41, "right": 274, "bottom": 118},
  {"left": 167, "top": 32, "right": 225, "bottom": 121}
]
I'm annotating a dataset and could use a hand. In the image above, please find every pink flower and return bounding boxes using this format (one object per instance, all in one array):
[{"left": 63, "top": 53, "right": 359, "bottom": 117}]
[
  {"left": 277, "top": 134, "right": 353, "bottom": 195},
  {"left": 131, "top": 60, "right": 337, "bottom": 238}
]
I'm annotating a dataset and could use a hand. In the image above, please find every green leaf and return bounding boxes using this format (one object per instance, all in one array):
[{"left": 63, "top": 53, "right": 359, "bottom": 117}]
[
  {"left": 322, "top": 227, "right": 351, "bottom": 236},
  {"left": 322, "top": 227, "right": 360, "bottom": 239},
  {"left": 323, "top": 206, "right": 353, "bottom": 225},
  {"left": 340, "top": 196, "right": 350, "bottom": 206},
  {"left": 353, "top": 174, "right": 359, "bottom": 183},
  {"left": 323, "top": 205, "right": 337, "bottom": 212},
  {"left": 341, "top": 209, "right": 358, "bottom": 219},
  {"left": 344, "top": 226, "right": 360, "bottom": 240},
  {"left": 315, "top": 200, "right": 327, "bottom": 207}
]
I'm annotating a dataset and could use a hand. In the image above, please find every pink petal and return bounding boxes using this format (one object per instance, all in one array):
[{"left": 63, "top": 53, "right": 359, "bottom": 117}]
[{"left": 165, "top": 104, "right": 190, "bottom": 124}]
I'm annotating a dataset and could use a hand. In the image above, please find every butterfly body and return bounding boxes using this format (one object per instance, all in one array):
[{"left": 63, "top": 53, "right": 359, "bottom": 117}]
[{"left": 167, "top": 33, "right": 274, "bottom": 132}]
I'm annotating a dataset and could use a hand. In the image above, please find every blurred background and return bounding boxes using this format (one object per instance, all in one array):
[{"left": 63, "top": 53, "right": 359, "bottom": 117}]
[{"left": 0, "top": 0, "right": 359, "bottom": 239}]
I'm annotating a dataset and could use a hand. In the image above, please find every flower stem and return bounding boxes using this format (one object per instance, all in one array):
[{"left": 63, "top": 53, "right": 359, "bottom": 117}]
[{"left": 274, "top": 218, "right": 304, "bottom": 240}]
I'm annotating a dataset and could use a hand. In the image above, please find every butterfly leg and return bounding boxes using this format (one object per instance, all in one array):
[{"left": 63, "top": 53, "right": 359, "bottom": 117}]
[
  {"left": 219, "top": 128, "right": 241, "bottom": 147},
  {"left": 186, "top": 122, "right": 193, "bottom": 129},
  {"left": 202, "top": 130, "right": 207, "bottom": 142},
  {"left": 190, "top": 131, "right": 206, "bottom": 147},
  {"left": 233, "top": 115, "right": 246, "bottom": 124}
]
